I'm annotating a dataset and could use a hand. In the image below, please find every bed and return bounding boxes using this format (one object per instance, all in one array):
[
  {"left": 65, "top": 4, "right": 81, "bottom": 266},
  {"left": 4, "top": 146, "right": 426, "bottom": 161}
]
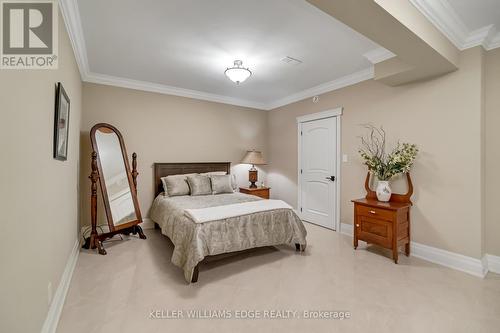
[{"left": 149, "top": 162, "right": 307, "bottom": 283}]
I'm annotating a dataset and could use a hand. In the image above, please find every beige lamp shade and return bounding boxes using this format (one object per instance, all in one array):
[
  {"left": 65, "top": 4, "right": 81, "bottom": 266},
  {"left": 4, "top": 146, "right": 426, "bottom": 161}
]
[{"left": 241, "top": 150, "right": 266, "bottom": 165}]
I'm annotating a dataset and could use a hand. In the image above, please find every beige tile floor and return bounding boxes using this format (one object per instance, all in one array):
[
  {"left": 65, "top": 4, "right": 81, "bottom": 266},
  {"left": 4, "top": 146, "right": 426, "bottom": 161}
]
[{"left": 57, "top": 223, "right": 500, "bottom": 333}]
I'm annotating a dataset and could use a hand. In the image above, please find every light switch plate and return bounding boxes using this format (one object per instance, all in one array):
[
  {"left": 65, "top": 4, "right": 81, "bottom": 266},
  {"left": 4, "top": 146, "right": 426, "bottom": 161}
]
[{"left": 342, "top": 154, "right": 348, "bottom": 162}]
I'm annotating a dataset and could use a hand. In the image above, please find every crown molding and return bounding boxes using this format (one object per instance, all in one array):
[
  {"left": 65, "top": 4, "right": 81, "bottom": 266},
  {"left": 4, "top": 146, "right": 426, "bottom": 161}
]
[
  {"left": 59, "top": 0, "right": 90, "bottom": 78},
  {"left": 84, "top": 68, "right": 374, "bottom": 111},
  {"left": 488, "top": 33, "right": 500, "bottom": 51},
  {"left": 85, "top": 72, "right": 269, "bottom": 110},
  {"left": 462, "top": 25, "right": 494, "bottom": 49},
  {"left": 482, "top": 26, "right": 500, "bottom": 51},
  {"left": 266, "top": 67, "right": 374, "bottom": 110},
  {"left": 409, "top": 0, "right": 468, "bottom": 48},
  {"left": 363, "top": 48, "right": 396, "bottom": 64},
  {"left": 409, "top": 0, "right": 500, "bottom": 51}
]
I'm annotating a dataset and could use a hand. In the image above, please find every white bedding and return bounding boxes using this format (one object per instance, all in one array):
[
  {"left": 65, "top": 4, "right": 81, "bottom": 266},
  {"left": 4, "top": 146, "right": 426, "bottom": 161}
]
[
  {"left": 150, "top": 192, "right": 307, "bottom": 282},
  {"left": 184, "top": 199, "right": 293, "bottom": 223}
]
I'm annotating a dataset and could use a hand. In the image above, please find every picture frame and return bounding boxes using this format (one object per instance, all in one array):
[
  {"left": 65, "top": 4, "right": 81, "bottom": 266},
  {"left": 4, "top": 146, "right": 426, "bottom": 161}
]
[{"left": 54, "top": 82, "right": 70, "bottom": 161}]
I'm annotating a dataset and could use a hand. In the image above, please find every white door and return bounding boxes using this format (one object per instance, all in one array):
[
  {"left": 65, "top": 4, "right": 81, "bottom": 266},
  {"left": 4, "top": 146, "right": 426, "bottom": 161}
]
[{"left": 299, "top": 117, "right": 337, "bottom": 230}]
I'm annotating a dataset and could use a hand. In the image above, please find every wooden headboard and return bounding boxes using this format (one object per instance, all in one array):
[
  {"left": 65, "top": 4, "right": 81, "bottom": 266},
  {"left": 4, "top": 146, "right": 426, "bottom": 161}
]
[{"left": 153, "top": 162, "right": 231, "bottom": 196}]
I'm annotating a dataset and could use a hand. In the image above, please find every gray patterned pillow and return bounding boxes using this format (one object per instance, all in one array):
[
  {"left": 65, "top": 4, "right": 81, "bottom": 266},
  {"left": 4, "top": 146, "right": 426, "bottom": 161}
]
[
  {"left": 186, "top": 175, "right": 212, "bottom": 196},
  {"left": 210, "top": 175, "right": 234, "bottom": 194},
  {"left": 201, "top": 171, "right": 237, "bottom": 190},
  {"left": 162, "top": 173, "right": 195, "bottom": 196}
]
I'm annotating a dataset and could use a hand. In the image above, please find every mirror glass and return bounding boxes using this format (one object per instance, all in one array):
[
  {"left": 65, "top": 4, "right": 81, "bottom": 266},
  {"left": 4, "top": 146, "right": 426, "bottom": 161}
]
[{"left": 95, "top": 127, "right": 137, "bottom": 226}]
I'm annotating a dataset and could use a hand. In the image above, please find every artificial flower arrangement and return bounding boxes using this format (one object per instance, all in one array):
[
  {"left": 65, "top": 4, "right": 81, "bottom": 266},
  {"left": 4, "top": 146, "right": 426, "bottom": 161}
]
[{"left": 358, "top": 125, "right": 418, "bottom": 201}]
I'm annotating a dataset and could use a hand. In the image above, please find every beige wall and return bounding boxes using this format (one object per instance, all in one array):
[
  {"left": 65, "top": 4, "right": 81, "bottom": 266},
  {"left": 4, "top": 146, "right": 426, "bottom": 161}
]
[
  {"left": 0, "top": 11, "right": 82, "bottom": 333},
  {"left": 80, "top": 83, "right": 268, "bottom": 227},
  {"left": 485, "top": 48, "right": 500, "bottom": 256},
  {"left": 268, "top": 47, "right": 485, "bottom": 259}
]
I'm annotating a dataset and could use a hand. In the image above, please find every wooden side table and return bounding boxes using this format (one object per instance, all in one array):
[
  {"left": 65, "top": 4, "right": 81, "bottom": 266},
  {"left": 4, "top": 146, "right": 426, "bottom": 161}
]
[
  {"left": 352, "top": 173, "right": 413, "bottom": 264},
  {"left": 352, "top": 199, "right": 411, "bottom": 263},
  {"left": 239, "top": 187, "right": 270, "bottom": 199}
]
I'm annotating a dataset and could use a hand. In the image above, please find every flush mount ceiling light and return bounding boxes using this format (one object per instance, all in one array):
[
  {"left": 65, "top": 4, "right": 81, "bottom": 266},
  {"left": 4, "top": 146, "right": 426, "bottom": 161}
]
[{"left": 224, "top": 60, "right": 252, "bottom": 84}]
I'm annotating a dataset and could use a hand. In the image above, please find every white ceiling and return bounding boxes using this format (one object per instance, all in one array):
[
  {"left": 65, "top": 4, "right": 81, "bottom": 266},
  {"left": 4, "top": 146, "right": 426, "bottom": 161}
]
[
  {"left": 73, "top": 0, "right": 381, "bottom": 109},
  {"left": 63, "top": 0, "right": 500, "bottom": 110},
  {"left": 410, "top": 0, "right": 500, "bottom": 50},
  {"left": 448, "top": 0, "right": 500, "bottom": 31}
]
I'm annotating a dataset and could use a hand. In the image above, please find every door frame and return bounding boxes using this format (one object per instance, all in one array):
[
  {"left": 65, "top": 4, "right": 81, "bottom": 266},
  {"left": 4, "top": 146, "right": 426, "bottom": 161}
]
[{"left": 296, "top": 107, "right": 343, "bottom": 231}]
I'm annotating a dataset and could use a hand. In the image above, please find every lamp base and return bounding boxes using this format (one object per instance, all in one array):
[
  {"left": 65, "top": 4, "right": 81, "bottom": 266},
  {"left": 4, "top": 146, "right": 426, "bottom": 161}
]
[{"left": 249, "top": 169, "right": 258, "bottom": 188}]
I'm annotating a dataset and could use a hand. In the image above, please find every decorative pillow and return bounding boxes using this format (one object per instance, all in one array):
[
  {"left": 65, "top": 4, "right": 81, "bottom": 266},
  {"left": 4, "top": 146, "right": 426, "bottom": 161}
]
[
  {"left": 210, "top": 175, "right": 234, "bottom": 194},
  {"left": 201, "top": 171, "right": 237, "bottom": 191},
  {"left": 186, "top": 175, "right": 212, "bottom": 196},
  {"left": 162, "top": 173, "right": 195, "bottom": 196}
]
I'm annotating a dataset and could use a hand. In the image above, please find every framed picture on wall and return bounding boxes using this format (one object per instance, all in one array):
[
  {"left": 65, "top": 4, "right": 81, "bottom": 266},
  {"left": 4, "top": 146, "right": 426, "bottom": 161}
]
[{"left": 54, "top": 82, "right": 71, "bottom": 161}]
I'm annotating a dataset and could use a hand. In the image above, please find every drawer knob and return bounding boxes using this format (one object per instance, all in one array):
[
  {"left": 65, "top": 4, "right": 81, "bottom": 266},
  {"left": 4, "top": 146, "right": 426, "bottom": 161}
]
[
  {"left": 369, "top": 210, "right": 376, "bottom": 214},
  {"left": 356, "top": 224, "right": 360, "bottom": 227}
]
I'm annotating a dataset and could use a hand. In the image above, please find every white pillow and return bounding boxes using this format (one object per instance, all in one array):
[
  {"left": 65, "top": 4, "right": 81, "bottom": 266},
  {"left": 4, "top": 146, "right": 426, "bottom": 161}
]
[
  {"left": 201, "top": 171, "right": 237, "bottom": 191},
  {"left": 161, "top": 173, "right": 196, "bottom": 196},
  {"left": 210, "top": 175, "right": 234, "bottom": 194}
]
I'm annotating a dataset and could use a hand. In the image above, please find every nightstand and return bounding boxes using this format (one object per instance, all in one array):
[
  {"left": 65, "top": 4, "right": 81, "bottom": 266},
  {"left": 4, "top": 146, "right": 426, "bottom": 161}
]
[
  {"left": 352, "top": 172, "right": 414, "bottom": 264},
  {"left": 352, "top": 199, "right": 411, "bottom": 264},
  {"left": 239, "top": 187, "right": 270, "bottom": 199}
]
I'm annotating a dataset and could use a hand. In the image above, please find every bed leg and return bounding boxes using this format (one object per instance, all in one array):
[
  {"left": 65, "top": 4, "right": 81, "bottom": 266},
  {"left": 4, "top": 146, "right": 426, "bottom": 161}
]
[
  {"left": 191, "top": 265, "right": 199, "bottom": 283},
  {"left": 295, "top": 243, "right": 306, "bottom": 252}
]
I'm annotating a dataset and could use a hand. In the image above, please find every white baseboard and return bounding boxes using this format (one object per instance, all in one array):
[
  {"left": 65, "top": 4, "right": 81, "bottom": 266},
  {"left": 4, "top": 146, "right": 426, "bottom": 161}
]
[
  {"left": 485, "top": 254, "right": 500, "bottom": 274},
  {"left": 43, "top": 220, "right": 155, "bottom": 333},
  {"left": 411, "top": 242, "right": 487, "bottom": 277},
  {"left": 141, "top": 217, "right": 154, "bottom": 230},
  {"left": 45, "top": 219, "right": 154, "bottom": 333},
  {"left": 340, "top": 222, "right": 353, "bottom": 237},
  {"left": 340, "top": 223, "right": 491, "bottom": 278},
  {"left": 41, "top": 238, "right": 80, "bottom": 333}
]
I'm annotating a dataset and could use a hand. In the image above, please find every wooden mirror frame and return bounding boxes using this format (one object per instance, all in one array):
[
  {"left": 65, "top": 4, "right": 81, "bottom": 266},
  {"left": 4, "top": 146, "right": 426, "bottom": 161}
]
[{"left": 84, "top": 123, "right": 146, "bottom": 255}]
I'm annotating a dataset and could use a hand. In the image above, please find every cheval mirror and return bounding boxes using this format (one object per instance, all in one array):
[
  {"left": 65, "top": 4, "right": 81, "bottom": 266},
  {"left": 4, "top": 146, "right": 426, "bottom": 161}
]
[{"left": 83, "top": 123, "right": 146, "bottom": 255}]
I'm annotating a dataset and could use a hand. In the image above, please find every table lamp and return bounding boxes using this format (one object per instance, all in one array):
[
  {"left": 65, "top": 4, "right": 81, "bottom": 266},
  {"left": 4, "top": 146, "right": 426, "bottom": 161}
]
[{"left": 241, "top": 150, "right": 266, "bottom": 188}]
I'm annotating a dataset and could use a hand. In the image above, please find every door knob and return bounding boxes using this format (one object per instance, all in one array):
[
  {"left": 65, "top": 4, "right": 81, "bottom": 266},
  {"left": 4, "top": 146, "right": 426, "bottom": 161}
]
[{"left": 325, "top": 176, "right": 335, "bottom": 181}]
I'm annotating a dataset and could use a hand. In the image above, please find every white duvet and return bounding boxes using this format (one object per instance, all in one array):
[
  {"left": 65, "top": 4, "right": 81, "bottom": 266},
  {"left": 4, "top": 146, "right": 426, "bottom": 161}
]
[{"left": 184, "top": 199, "right": 293, "bottom": 223}]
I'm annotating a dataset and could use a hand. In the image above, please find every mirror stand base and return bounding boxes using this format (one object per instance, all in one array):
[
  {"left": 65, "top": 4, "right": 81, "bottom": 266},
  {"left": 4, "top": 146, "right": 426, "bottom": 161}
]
[
  {"left": 82, "top": 226, "right": 146, "bottom": 255},
  {"left": 132, "top": 225, "right": 147, "bottom": 239},
  {"left": 81, "top": 231, "right": 107, "bottom": 255},
  {"left": 91, "top": 233, "right": 107, "bottom": 255}
]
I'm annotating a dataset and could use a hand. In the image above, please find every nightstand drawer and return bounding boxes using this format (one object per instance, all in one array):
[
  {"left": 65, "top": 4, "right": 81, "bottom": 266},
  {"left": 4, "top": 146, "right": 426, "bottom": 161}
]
[
  {"left": 356, "top": 205, "right": 393, "bottom": 221},
  {"left": 250, "top": 189, "right": 269, "bottom": 199},
  {"left": 357, "top": 216, "right": 393, "bottom": 248},
  {"left": 239, "top": 187, "right": 270, "bottom": 199}
]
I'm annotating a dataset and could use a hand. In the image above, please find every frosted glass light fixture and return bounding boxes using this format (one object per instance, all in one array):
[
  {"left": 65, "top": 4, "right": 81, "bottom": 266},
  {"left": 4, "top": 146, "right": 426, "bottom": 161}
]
[{"left": 224, "top": 60, "right": 252, "bottom": 84}]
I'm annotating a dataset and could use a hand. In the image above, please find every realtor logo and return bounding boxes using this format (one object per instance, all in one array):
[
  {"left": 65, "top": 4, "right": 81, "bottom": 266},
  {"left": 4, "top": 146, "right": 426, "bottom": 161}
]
[{"left": 1, "top": 0, "right": 58, "bottom": 69}]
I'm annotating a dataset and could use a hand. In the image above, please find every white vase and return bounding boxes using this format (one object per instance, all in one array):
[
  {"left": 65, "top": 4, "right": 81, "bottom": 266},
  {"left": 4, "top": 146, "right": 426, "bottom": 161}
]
[{"left": 376, "top": 181, "right": 392, "bottom": 202}]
